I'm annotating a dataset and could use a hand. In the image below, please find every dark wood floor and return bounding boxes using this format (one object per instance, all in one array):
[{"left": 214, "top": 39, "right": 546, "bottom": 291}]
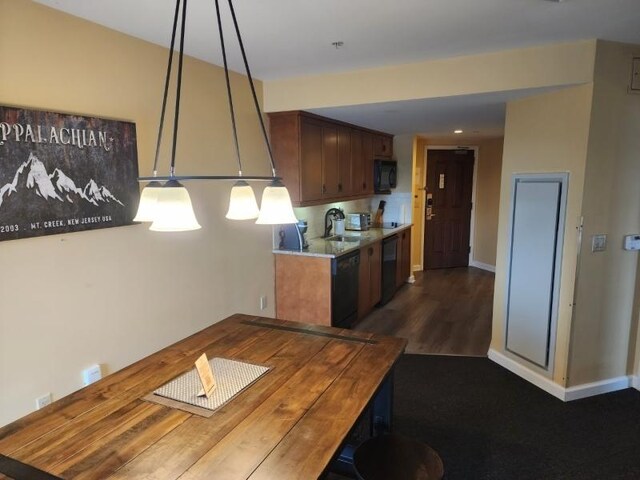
[{"left": 354, "top": 267, "right": 494, "bottom": 357}]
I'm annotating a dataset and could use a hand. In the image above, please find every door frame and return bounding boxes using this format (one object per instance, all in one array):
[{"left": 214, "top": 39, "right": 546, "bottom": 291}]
[{"left": 419, "top": 145, "right": 479, "bottom": 271}]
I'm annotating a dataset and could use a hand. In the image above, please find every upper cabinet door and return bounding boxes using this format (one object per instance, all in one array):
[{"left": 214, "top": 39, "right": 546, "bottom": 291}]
[
  {"left": 300, "top": 119, "right": 324, "bottom": 202},
  {"left": 337, "top": 127, "right": 353, "bottom": 196},
  {"left": 373, "top": 134, "right": 393, "bottom": 158},
  {"left": 361, "top": 132, "right": 374, "bottom": 194},
  {"left": 322, "top": 124, "right": 340, "bottom": 198},
  {"left": 350, "top": 129, "right": 363, "bottom": 194}
]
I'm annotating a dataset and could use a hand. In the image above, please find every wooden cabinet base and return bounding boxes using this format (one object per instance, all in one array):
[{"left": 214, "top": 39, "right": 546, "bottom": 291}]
[
  {"left": 275, "top": 255, "right": 332, "bottom": 326},
  {"left": 358, "top": 241, "right": 382, "bottom": 321}
]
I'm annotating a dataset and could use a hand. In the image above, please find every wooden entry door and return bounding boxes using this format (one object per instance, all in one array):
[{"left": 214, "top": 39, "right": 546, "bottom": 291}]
[{"left": 424, "top": 149, "right": 474, "bottom": 269}]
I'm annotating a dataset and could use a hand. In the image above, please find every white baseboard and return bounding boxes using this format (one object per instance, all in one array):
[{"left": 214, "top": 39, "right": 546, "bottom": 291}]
[
  {"left": 488, "top": 349, "right": 632, "bottom": 401},
  {"left": 469, "top": 260, "right": 496, "bottom": 273},
  {"left": 633, "top": 375, "right": 640, "bottom": 391},
  {"left": 564, "top": 376, "right": 632, "bottom": 401},
  {"left": 488, "top": 349, "right": 565, "bottom": 400}
]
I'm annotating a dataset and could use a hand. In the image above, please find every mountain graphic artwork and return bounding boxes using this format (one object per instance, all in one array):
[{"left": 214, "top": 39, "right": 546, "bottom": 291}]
[{"left": 0, "top": 152, "right": 124, "bottom": 208}]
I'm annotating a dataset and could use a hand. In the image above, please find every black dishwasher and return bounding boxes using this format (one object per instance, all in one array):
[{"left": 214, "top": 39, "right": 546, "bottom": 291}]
[
  {"left": 379, "top": 235, "right": 398, "bottom": 306},
  {"left": 332, "top": 250, "right": 360, "bottom": 328}
]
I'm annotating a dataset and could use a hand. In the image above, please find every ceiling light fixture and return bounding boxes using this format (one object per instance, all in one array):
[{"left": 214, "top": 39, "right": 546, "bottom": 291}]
[
  {"left": 454, "top": 129, "right": 463, "bottom": 134},
  {"left": 134, "top": 0, "right": 296, "bottom": 231}
]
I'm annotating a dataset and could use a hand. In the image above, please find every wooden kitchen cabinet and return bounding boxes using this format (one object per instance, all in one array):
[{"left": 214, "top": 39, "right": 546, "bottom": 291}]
[
  {"left": 299, "top": 118, "right": 323, "bottom": 201},
  {"left": 358, "top": 240, "right": 382, "bottom": 320},
  {"left": 268, "top": 111, "right": 393, "bottom": 206},
  {"left": 373, "top": 134, "right": 393, "bottom": 158},
  {"left": 361, "top": 132, "right": 375, "bottom": 195},
  {"left": 337, "top": 127, "right": 352, "bottom": 196},
  {"left": 396, "top": 227, "right": 412, "bottom": 289},
  {"left": 350, "top": 129, "right": 364, "bottom": 195}
]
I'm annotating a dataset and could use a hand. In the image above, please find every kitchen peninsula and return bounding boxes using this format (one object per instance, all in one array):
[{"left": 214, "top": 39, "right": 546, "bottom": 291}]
[
  {"left": 274, "top": 224, "right": 412, "bottom": 327},
  {"left": 0, "top": 314, "right": 405, "bottom": 480}
]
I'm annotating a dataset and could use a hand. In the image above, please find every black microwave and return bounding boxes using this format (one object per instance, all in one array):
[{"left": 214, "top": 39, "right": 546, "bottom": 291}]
[{"left": 374, "top": 159, "right": 397, "bottom": 194}]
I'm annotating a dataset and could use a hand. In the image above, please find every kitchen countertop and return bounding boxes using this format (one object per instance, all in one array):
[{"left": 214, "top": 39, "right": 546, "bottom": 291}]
[{"left": 273, "top": 223, "right": 412, "bottom": 258}]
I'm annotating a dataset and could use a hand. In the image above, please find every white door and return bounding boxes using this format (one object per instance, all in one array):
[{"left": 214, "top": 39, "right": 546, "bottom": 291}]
[{"left": 505, "top": 174, "right": 567, "bottom": 370}]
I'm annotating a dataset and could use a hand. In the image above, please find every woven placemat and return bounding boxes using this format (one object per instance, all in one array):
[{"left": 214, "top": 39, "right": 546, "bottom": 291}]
[{"left": 147, "top": 357, "right": 270, "bottom": 415}]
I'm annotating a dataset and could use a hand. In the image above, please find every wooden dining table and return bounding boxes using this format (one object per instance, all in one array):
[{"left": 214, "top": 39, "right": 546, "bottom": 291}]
[{"left": 0, "top": 314, "right": 406, "bottom": 480}]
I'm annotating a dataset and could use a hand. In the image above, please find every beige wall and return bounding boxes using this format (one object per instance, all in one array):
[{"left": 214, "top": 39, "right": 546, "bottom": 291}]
[
  {"left": 392, "top": 134, "right": 414, "bottom": 194},
  {"left": 411, "top": 137, "right": 426, "bottom": 268},
  {"left": 474, "top": 139, "right": 504, "bottom": 266},
  {"left": 0, "top": 0, "right": 275, "bottom": 425},
  {"left": 412, "top": 136, "right": 503, "bottom": 269},
  {"left": 263, "top": 41, "right": 596, "bottom": 112},
  {"left": 491, "top": 85, "right": 594, "bottom": 385},
  {"left": 567, "top": 41, "right": 640, "bottom": 386}
]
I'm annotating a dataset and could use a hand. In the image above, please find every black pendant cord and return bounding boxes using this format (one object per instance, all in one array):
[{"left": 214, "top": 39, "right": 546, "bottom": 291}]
[
  {"left": 152, "top": 0, "right": 181, "bottom": 178},
  {"left": 226, "top": 0, "right": 277, "bottom": 178},
  {"left": 215, "top": 0, "right": 243, "bottom": 176},
  {"left": 170, "top": 0, "right": 188, "bottom": 177}
]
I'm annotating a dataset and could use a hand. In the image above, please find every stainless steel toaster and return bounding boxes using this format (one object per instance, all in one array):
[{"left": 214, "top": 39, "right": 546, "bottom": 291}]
[{"left": 345, "top": 213, "right": 371, "bottom": 231}]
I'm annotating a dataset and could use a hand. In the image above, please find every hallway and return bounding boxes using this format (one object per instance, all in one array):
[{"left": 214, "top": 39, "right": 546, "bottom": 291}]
[{"left": 355, "top": 267, "right": 494, "bottom": 356}]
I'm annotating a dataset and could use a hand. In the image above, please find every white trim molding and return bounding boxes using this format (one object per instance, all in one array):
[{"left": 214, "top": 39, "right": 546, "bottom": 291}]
[
  {"left": 488, "top": 349, "right": 632, "bottom": 401},
  {"left": 469, "top": 260, "right": 496, "bottom": 273},
  {"left": 633, "top": 375, "right": 640, "bottom": 391},
  {"left": 564, "top": 376, "right": 632, "bottom": 401},
  {"left": 488, "top": 349, "right": 565, "bottom": 400}
]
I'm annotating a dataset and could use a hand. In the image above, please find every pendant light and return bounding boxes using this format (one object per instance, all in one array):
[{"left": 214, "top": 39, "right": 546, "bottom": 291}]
[
  {"left": 132, "top": 180, "right": 161, "bottom": 222},
  {"left": 215, "top": 0, "right": 260, "bottom": 221},
  {"left": 149, "top": 180, "right": 201, "bottom": 231},
  {"left": 136, "top": 0, "right": 297, "bottom": 230},
  {"left": 256, "top": 179, "right": 297, "bottom": 224}
]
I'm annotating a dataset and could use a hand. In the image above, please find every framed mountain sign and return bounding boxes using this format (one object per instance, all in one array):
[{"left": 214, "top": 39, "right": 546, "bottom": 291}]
[{"left": 0, "top": 105, "right": 139, "bottom": 241}]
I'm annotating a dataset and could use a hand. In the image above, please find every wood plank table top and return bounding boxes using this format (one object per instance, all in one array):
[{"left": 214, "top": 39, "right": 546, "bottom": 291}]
[{"left": 0, "top": 314, "right": 406, "bottom": 480}]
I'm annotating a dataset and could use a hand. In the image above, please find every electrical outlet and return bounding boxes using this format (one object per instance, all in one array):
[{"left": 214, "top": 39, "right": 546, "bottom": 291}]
[
  {"left": 82, "top": 364, "right": 103, "bottom": 386},
  {"left": 35, "top": 393, "right": 52, "bottom": 410},
  {"left": 259, "top": 295, "right": 268, "bottom": 310}
]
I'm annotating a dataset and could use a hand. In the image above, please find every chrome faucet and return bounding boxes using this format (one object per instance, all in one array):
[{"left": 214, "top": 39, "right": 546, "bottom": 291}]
[{"left": 323, "top": 208, "right": 345, "bottom": 238}]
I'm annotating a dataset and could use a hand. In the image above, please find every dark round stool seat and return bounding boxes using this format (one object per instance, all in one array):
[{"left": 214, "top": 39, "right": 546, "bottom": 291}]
[{"left": 353, "top": 433, "right": 444, "bottom": 480}]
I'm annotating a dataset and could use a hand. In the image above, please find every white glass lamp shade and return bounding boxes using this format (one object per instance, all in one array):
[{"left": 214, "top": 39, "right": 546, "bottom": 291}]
[
  {"left": 226, "top": 180, "right": 259, "bottom": 220},
  {"left": 133, "top": 181, "right": 162, "bottom": 222},
  {"left": 256, "top": 179, "right": 297, "bottom": 225},
  {"left": 149, "top": 180, "right": 202, "bottom": 232}
]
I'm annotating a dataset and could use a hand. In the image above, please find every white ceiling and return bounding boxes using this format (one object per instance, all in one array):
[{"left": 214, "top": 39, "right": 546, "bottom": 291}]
[
  {"left": 309, "top": 87, "right": 561, "bottom": 136},
  {"left": 33, "top": 0, "right": 640, "bottom": 136}
]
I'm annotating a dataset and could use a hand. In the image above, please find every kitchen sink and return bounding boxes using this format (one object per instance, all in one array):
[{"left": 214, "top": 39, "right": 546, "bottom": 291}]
[{"left": 326, "top": 235, "right": 361, "bottom": 243}]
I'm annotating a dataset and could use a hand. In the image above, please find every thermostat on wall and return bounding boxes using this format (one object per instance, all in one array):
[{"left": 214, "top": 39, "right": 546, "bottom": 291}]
[{"left": 623, "top": 235, "right": 640, "bottom": 251}]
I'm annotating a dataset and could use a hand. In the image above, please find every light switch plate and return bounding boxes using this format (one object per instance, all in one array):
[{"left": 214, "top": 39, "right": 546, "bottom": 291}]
[
  {"left": 630, "top": 57, "right": 640, "bottom": 92},
  {"left": 591, "top": 234, "right": 607, "bottom": 253},
  {"left": 624, "top": 234, "right": 640, "bottom": 251}
]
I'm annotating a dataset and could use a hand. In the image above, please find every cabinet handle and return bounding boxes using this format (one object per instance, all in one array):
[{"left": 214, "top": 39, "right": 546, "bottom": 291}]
[
  {"left": 322, "top": 184, "right": 327, "bottom": 194},
  {"left": 338, "top": 183, "right": 342, "bottom": 192},
  {"left": 363, "top": 182, "right": 366, "bottom": 190}
]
